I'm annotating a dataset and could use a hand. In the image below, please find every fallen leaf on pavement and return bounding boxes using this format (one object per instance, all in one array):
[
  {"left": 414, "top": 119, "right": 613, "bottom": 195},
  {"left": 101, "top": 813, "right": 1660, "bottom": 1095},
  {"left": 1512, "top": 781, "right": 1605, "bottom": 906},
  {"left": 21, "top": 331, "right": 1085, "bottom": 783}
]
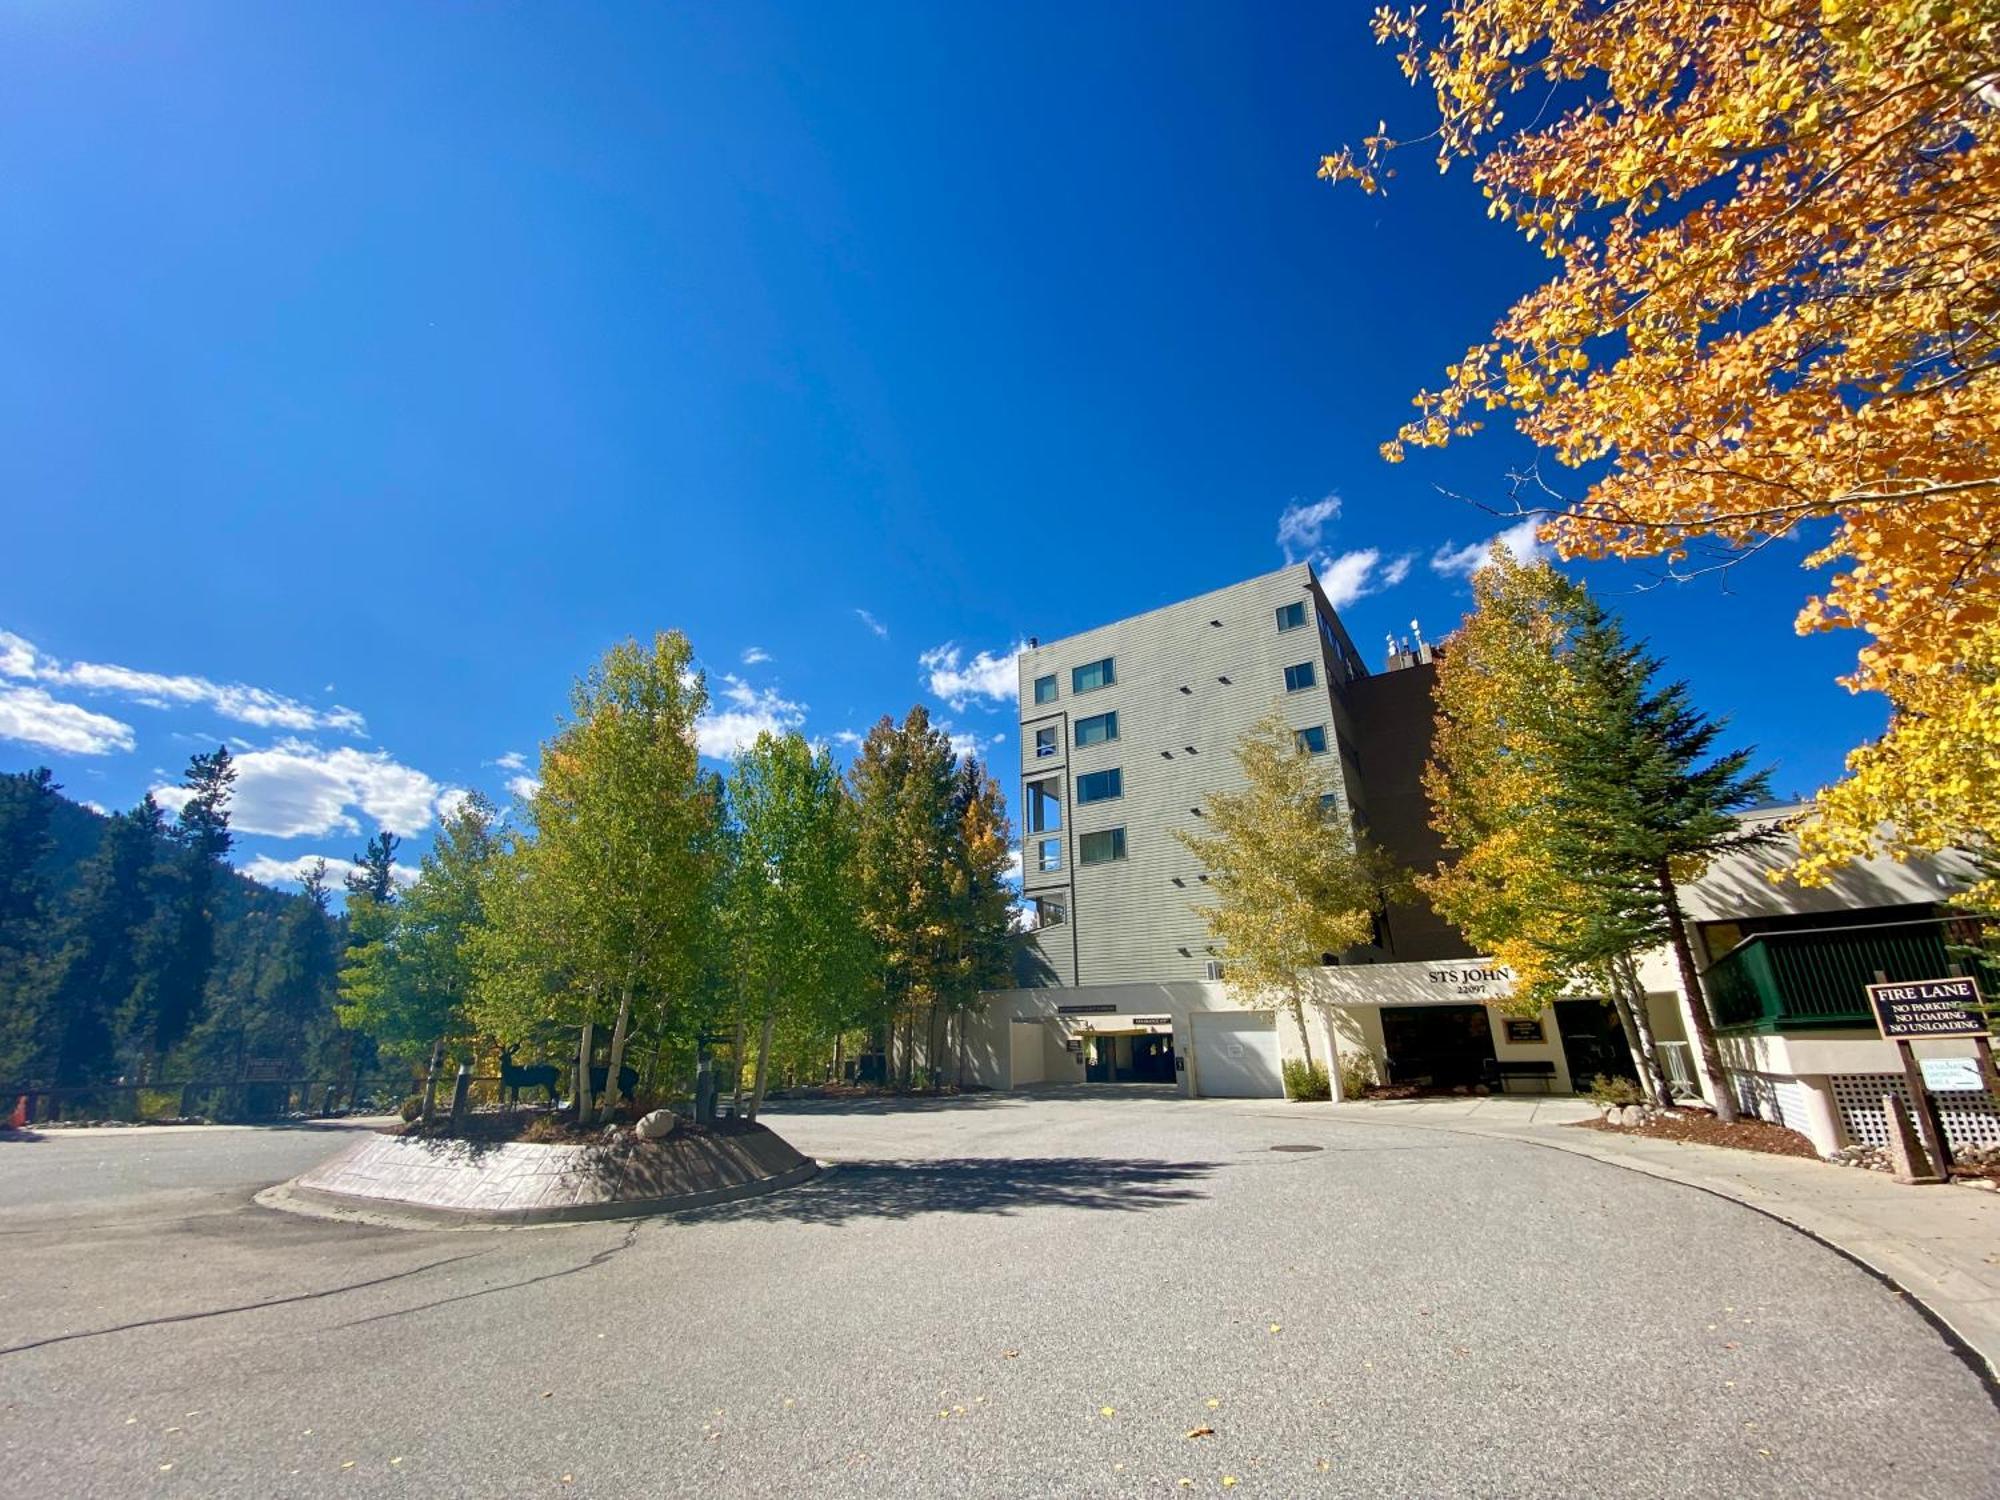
[
  {"left": 1186, "top": 1426, "right": 1215, "bottom": 1439},
  {"left": 1100, "top": 1406, "right": 1116, "bottom": 1418},
  {"left": 1268, "top": 1323, "right": 1281, "bottom": 1334}
]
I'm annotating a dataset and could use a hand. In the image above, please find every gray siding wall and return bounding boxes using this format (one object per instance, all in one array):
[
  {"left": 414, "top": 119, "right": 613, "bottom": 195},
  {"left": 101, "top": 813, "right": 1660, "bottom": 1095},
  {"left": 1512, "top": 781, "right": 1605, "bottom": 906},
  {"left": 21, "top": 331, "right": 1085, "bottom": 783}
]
[{"left": 1014, "top": 563, "right": 1361, "bottom": 986}]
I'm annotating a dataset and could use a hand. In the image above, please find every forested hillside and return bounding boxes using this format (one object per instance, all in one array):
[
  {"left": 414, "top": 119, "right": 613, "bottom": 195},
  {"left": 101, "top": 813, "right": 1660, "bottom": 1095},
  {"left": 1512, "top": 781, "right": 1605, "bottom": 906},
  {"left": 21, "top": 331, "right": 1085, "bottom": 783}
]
[{"left": 0, "top": 753, "right": 388, "bottom": 1113}]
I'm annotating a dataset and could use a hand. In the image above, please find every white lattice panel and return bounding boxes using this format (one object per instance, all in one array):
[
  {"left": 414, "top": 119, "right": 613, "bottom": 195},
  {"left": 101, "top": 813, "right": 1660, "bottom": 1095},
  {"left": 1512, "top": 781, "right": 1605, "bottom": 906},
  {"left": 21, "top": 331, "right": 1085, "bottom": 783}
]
[
  {"left": 1830, "top": 1073, "right": 2000, "bottom": 1148},
  {"left": 1728, "top": 1071, "right": 1812, "bottom": 1135}
]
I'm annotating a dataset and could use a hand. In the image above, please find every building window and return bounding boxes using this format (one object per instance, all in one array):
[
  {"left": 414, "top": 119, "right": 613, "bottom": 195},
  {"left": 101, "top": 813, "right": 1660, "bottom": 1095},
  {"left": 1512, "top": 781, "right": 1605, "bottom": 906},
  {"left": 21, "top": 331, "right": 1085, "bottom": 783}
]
[
  {"left": 1034, "top": 674, "right": 1058, "bottom": 705},
  {"left": 1295, "top": 724, "right": 1329, "bottom": 755},
  {"left": 1033, "top": 893, "right": 1068, "bottom": 927},
  {"left": 1276, "top": 601, "right": 1307, "bottom": 632},
  {"left": 1072, "top": 657, "right": 1115, "bottom": 694},
  {"left": 1036, "top": 836, "right": 1062, "bottom": 873},
  {"left": 1026, "top": 778, "right": 1063, "bottom": 833},
  {"left": 1078, "top": 827, "right": 1126, "bottom": 864},
  {"left": 1076, "top": 768, "right": 1123, "bottom": 804},
  {"left": 1075, "top": 711, "right": 1118, "bottom": 747},
  {"left": 1284, "top": 661, "right": 1317, "bottom": 692},
  {"left": 1034, "top": 726, "right": 1058, "bottom": 759},
  {"left": 1319, "top": 791, "right": 1341, "bottom": 819}
]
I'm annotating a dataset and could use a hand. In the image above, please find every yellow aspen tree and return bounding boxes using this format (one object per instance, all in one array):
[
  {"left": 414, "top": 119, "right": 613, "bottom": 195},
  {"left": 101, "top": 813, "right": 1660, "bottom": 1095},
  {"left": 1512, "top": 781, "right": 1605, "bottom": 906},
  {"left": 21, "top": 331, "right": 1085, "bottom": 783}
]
[
  {"left": 1175, "top": 712, "right": 1392, "bottom": 1078},
  {"left": 1323, "top": 0, "right": 2000, "bottom": 894}
]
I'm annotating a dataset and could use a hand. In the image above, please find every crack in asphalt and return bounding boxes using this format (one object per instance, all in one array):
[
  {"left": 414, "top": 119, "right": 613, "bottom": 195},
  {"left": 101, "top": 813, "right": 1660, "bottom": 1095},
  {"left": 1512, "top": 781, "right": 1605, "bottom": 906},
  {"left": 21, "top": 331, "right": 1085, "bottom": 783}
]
[
  {"left": 0, "top": 1250, "right": 495, "bottom": 1358},
  {"left": 328, "top": 1218, "right": 647, "bottom": 1330}
]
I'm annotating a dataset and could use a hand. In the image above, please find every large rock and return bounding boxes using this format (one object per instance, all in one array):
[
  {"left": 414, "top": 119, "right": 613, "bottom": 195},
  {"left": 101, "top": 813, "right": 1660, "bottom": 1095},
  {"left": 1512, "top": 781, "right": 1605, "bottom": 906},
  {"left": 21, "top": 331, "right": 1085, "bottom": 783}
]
[{"left": 636, "top": 1108, "right": 679, "bottom": 1141}]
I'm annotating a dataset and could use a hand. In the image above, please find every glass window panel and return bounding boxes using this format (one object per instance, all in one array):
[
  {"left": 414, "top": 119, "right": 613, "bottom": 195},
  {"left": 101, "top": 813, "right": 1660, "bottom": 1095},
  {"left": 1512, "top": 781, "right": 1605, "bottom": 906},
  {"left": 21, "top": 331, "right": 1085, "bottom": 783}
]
[
  {"left": 1284, "top": 661, "right": 1317, "bottom": 692},
  {"left": 1071, "top": 657, "right": 1115, "bottom": 693},
  {"left": 1036, "top": 837, "right": 1062, "bottom": 872},
  {"left": 1078, "top": 827, "right": 1126, "bottom": 864},
  {"left": 1295, "top": 725, "right": 1329, "bottom": 754},
  {"left": 1033, "top": 674, "right": 1058, "bottom": 704},
  {"left": 1074, "top": 711, "right": 1119, "bottom": 747},
  {"left": 1075, "top": 768, "right": 1122, "bottom": 803},
  {"left": 1034, "top": 726, "right": 1058, "bottom": 758},
  {"left": 1026, "top": 778, "right": 1063, "bottom": 833},
  {"left": 1276, "top": 601, "right": 1307, "bottom": 632}
]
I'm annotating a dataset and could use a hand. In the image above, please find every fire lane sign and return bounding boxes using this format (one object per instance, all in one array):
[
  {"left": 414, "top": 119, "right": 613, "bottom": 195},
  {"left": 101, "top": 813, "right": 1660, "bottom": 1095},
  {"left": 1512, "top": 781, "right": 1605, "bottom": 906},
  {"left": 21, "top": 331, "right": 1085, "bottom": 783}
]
[{"left": 1865, "top": 977, "right": 1987, "bottom": 1040}]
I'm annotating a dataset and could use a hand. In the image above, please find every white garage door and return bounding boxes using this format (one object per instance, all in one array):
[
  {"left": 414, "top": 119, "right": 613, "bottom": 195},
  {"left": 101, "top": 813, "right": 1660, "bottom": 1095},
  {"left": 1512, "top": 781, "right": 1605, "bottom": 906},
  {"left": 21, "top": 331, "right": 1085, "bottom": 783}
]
[{"left": 1191, "top": 1011, "right": 1282, "bottom": 1098}]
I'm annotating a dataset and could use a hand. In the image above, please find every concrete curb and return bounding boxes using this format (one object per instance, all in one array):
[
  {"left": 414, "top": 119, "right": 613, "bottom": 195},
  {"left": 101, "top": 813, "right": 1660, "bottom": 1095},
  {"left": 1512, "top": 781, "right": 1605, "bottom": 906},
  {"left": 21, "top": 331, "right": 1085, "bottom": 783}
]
[
  {"left": 257, "top": 1157, "right": 821, "bottom": 1230},
  {"left": 1318, "top": 1107, "right": 2000, "bottom": 1396}
]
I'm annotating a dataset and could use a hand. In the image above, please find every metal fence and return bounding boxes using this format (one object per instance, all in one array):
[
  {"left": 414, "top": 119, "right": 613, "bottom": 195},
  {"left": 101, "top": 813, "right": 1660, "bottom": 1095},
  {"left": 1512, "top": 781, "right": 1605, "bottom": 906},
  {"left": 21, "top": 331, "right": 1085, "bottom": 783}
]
[{"left": 2, "top": 1074, "right": 418, "bottom": 1125}]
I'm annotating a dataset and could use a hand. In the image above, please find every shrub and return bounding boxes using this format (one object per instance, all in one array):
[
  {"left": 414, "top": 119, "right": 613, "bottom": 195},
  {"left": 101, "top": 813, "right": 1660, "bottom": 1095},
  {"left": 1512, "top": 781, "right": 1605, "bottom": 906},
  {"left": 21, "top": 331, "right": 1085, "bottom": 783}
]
[
  {"left": 1282, "top": 1059, "right": 1331, "bottom": 1102},
  {"left": 1584, "top": 1074, "right": 1644, "bottom": 1108},
  {"left": 398, "top": 1093, "right": 424, "bottom": 1123},
  {"left": 1338, "top": 1051, "right": 1378, "bottom": 1101}
]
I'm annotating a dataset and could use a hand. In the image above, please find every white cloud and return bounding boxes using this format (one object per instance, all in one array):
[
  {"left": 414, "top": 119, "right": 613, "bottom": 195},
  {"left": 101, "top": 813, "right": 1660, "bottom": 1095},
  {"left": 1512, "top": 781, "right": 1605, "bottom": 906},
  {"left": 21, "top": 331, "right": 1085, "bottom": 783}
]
[
  {"left": 1003, "top": 846, "right": 1023, "bottom": 887},
  {"left": 153, "top": 738, "right": 442, "bottom": 839},
  {"left": 0, "top": 630, "right": 363, "bottom": 735},
  {"left": 921, "top": 642, "right": 1024, "bottom": 711},
  {"left": 1277, "top": 494, "right": 1343, "bottom": 561},
  {"left": 80, "top": 800, "right": 109, "bottom": 815},
  {"left": 434, "top": 786, "right": 474, "bottom": 821},
  {"left": 1431, "top": 516, "right": 1552, "bottom": 579},
  {"left": 506, "top": 774, "right": 543, "bottom": 803},
  {"left": 240, "top": 853, "right": 419, "bottom": 892},
  {"left": 855, "top": 609, "right": 889, "bottom": 639},
  {"left": 740, "top": 646, "right": 772, "bottom": 665},
  {"left": 0, "top": 684, "right": 137, "bottom": 755},
  {"left": 831, "top": 729, "right": 865, "bottom": 749},
  {"left": 695, "top": 675, "right": 807, "bottom": 760},
  {"left": 489, "top": 750, "right": 528, "bottom": 771},
  {"left": 1314, "top": 548, "right": 1417, "bottom": 610}
]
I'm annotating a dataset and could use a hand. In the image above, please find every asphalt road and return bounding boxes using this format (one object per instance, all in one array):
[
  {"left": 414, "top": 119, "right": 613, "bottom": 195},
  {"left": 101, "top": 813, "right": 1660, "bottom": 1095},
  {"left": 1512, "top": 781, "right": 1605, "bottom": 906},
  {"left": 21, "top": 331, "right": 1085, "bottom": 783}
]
[{"left": 3, "top": 1090, "right": 1995, "bottom": 1498}]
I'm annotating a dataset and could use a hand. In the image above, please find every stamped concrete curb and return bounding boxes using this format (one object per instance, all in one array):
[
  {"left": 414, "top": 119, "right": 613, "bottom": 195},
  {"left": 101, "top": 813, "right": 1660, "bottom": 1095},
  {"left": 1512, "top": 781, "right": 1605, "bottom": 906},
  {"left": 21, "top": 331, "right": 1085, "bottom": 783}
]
[
  {"left": 261, "top": 1123, "right": 819, "bottom": 1228},
  {"left": 1317, "top": 1105, "right": 2000, "bottom": 1392}
]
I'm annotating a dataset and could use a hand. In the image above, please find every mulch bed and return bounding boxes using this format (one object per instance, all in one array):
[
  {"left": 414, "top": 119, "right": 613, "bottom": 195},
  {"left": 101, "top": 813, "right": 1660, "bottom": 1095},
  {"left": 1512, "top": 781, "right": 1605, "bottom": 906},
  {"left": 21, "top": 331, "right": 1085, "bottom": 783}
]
[{"left": 1573, "top": 1109, "right": 1820, "bottom": 1159}]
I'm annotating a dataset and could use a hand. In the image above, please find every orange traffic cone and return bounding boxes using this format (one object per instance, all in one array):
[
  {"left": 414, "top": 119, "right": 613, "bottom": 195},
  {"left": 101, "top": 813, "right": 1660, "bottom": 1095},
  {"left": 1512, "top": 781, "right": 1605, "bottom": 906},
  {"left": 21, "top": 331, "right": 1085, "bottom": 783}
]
[{"left": 6, "top": 1095, "right": 26, "bottom": 1130}]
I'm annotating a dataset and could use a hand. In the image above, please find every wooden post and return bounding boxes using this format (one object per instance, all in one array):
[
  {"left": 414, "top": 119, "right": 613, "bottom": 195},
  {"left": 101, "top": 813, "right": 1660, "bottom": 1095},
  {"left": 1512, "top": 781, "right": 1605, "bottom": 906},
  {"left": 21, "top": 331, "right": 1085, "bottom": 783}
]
[
  {"left": 1974, "top": 1035, "right": 2000, "bottom": 1100},
  {"left": 448, "top": 1063, "right": 472, "bottom": 1133},
  {"left": 420, "top": 1040, "right": 444, "bottom": 1124},
  {"left": 1874, "top": 968, "right": 1954, "bottom": 1181},
  {"left": 1892, "top": 1041, "right": 1954, "bottom": 1182}
]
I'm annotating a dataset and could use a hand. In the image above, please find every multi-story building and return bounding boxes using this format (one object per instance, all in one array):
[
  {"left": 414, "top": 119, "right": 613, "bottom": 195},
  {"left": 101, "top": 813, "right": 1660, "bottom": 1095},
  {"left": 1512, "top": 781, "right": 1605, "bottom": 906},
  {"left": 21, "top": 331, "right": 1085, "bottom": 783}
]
[
  {"left": 1010, "top": 562, "right": 1376, "bottom": 991},
  {"left": 956, "top": 562, "right": 2000, "bottom": 1162}
]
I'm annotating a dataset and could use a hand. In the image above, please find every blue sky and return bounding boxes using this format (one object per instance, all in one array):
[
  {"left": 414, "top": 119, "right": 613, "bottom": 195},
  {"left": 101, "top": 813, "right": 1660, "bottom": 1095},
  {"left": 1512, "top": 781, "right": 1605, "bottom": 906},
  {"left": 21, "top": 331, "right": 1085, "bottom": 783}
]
[{"left": 1, "top": 2, "right": 1880, "bottom": 890}]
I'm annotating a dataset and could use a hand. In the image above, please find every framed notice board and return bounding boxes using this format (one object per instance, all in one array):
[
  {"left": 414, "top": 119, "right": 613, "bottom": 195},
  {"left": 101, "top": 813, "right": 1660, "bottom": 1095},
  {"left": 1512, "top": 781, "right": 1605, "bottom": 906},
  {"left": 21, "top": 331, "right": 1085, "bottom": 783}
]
[{"left": 1503, "top": 1018, "right": 1545, "bottom": 1044}]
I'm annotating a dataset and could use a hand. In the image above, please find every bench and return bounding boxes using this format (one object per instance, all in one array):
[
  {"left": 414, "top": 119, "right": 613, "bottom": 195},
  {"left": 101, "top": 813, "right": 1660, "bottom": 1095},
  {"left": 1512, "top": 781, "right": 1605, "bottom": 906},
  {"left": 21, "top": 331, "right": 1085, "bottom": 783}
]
[{"left": 1481, "top": 1058, "right": 1559, "bottom": 1095}]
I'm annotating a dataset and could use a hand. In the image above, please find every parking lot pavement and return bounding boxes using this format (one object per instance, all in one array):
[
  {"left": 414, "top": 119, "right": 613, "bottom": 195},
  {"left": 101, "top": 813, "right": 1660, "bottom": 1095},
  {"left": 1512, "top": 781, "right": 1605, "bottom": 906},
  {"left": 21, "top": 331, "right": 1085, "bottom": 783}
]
[{"left": 3, "top": 1092, "right": 1995, "bottom": 1498}]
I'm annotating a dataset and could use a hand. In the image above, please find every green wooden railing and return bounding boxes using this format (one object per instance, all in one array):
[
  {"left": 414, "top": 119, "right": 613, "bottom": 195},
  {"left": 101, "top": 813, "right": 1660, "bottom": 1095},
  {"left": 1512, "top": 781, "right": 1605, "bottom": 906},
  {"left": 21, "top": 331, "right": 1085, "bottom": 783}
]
[{"left": 1705, "top": 919, "right": 2000, "bottom": 1034}]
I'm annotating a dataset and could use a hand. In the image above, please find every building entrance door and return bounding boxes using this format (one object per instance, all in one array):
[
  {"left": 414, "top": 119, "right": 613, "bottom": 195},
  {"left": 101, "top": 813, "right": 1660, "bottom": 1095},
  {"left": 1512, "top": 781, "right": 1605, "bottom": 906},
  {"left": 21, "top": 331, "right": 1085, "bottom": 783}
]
[
  {"left": 1380, "top": 1004, "right": 1496, "bottom": 1089},
  {"left": 1553, "top": 999, "right": 1635, "bottom": 1088},
  {"left": 1084, "top": 1032, "right": 1177, "bottom": 1083}
]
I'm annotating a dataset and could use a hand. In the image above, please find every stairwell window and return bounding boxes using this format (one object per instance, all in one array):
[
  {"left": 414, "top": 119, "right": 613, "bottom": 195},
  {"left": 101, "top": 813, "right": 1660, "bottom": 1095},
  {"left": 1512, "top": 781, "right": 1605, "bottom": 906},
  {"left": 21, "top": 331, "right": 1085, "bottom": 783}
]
[
  {"left": 1075, "top": 711, "right": 1118, "bottom": 747},
  {"left": 1072, "top": 657, "right": 1115, "bottom": 694},
  {"left": 1295, "top": 724, "right": 1329, "bottom": 755},
  {"left": 1284, "top": 661, "right": 1317, "bottom": 692},
  {"left": 1078, "top": 827, "right": 1127, "bottom": 865},
  {"left": 1034, "top": 726, "right": 1058, "bottom": 758},
  {"left": 1036, "top": 837, "right": 1062, "bottom": 873},
  {"left": 1026, "top": 778, "right": 1063, "bottom": 833}
]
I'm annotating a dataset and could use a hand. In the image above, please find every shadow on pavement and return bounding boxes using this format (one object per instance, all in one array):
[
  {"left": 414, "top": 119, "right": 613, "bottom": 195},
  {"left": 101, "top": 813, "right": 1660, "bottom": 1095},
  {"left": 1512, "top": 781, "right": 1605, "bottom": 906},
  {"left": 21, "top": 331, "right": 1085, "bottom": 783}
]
[
  {"left": 763, "top": 1084, "right": 1180, "bottom": 1117},
  {"left": 682, "top": 1154, "right": 1218, "bottom": 1226}
]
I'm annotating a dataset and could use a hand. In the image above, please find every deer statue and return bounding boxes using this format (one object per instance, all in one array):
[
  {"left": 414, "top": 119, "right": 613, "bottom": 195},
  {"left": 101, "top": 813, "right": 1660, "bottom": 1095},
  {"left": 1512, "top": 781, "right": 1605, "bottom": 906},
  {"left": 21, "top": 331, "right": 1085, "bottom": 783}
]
[{"left": 498, "top": 1045, "right": 560, "bottom": 1106}]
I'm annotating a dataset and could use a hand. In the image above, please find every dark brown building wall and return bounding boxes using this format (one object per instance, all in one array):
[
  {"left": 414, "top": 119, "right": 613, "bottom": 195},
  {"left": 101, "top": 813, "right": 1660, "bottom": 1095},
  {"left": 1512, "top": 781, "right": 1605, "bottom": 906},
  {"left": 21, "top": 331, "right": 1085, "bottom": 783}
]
[{"left": 1345, "top": 661, "right": 1475, "bottom": 962}]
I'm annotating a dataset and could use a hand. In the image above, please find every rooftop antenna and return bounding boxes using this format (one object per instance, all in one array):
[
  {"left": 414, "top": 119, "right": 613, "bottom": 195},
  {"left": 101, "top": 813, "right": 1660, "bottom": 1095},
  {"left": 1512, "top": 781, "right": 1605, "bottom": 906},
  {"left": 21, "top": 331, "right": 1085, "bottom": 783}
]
[{"left": 1411, "top": 619, "right": 1426, "bottom": 652}]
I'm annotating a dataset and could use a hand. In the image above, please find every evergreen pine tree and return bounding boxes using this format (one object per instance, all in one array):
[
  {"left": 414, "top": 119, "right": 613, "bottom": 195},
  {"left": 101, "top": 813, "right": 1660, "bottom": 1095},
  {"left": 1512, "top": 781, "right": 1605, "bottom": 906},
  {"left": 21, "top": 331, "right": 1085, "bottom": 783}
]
[
  {"left": 1547, "top": 602, "right": 1776, "bottom": 1123},
  {"left": 126, "top": 747, "right": 236, "bottom": 1073},
  {"left": 0, "top": 768, "right": 61, "bottom": 1078},
  {"left": 46, "top": 796, "right": 164, "bottom": 1089},
  {"left": 344, "top": 830, "right": 400, "bottom": 904}
]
